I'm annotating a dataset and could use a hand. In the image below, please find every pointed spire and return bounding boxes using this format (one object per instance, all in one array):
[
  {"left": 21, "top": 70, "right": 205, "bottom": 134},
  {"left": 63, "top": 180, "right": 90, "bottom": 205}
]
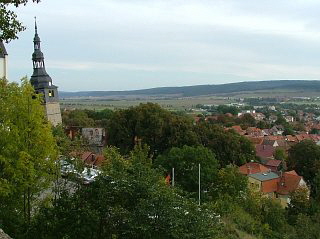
[{"left": 34, "top": 16, "right": 37, "bottom": 35}]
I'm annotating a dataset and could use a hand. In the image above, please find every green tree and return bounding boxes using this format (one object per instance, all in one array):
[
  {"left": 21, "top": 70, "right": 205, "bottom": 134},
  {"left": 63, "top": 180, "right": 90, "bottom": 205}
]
[
  {"left": 288, "top": 140, "right": 320, "bottom": 188},
  {"left": 0, "top": 78, "right": 57, "bottom": 235},
  {"left": 62, "top": 109, "right": 95, "bottom": 127},
  {"left": 287, "top": 187, "right": 311, "bottom": 223},
  {"left": 195, "top": 123, "right": 255, "bottom": 167},
  {"left": 155, "top": 145, "right": 218, "bottom": 197},
  {"left": 212, "top": 166, "right": 248, "bottom": 200},
  {"left": 30, "top": 146, "right": 220, "bottom": 238},
  {"left": 0, "top": 0, "right": 40, "bottom": 42},
  {"left": 239, "top": 113, "right": 256, "bottom": 127},
  {"left": 274, "top": 148, "right": 287, "bottom": 162},
  {"left": 108, "top": 103, "right": 198, "bottom": 154}
]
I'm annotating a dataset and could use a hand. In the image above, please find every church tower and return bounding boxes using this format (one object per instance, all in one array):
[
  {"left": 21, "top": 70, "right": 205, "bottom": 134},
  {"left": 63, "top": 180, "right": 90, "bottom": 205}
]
[
  {"left": 0, "top": 41, "right": 8, "bottom": 79},
  {"left": 30, "top": 19, "right": 62, "bottom": 126}
]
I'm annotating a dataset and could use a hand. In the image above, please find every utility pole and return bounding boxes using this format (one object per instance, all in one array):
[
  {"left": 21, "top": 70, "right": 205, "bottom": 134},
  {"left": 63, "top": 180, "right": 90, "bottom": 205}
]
[{"left": 198, "top": 163, "right": 201, "bottom": 206}]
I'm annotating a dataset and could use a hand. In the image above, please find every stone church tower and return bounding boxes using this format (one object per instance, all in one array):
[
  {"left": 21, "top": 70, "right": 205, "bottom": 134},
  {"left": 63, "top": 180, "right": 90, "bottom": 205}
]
[
  {"left": 0, "top": 41, "right": 8, "bottom": 79},
  {"left": 30, "top": 20, "right": 62, "bottom": 126}
]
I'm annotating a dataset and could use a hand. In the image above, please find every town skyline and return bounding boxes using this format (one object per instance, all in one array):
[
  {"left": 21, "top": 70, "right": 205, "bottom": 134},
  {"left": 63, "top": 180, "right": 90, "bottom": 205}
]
[{"left": 6, "top": 0, "right": 320, "bottom": 91}]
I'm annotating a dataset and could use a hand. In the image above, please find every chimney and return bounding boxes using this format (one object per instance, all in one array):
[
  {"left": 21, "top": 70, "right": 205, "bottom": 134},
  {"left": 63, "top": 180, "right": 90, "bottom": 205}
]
[{"left": 247, "top": 165, "right": 251, "bottom": 175}]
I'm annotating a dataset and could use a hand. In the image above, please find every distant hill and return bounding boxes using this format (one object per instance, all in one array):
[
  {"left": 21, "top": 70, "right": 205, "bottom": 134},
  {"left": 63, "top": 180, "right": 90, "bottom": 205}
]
[{"left": 60, "top": 80, "right": 320, "bottom": 98}]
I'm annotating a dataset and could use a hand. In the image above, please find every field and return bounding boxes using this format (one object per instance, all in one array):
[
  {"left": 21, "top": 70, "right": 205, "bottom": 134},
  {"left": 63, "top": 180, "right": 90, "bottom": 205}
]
[
  {"left": 60, "top": 88, "right": 320, "bottom": 111},
  {"left": 60, "top": 96, "right": 235, "bottom": 111}
]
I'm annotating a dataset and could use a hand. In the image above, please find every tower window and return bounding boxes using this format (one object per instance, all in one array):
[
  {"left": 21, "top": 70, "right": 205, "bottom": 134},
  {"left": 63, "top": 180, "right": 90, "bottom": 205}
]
[{"left": 48, "top": 90, "right": 55, "bottom": 97}]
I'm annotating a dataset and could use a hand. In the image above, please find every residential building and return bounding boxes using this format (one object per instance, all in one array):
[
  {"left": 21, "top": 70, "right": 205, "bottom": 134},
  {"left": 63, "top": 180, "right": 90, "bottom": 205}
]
[
  {"left": 276, "top": 171, "right": 308, "bottom": 207},
  {"left": 248, "top": 172, "right": 280, "bottom": 198}
]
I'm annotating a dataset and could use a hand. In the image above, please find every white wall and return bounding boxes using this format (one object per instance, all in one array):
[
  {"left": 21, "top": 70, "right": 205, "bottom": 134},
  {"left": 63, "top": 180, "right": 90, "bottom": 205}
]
[{"left": 0, "top": 56, "right": 8, "bottom": 79}]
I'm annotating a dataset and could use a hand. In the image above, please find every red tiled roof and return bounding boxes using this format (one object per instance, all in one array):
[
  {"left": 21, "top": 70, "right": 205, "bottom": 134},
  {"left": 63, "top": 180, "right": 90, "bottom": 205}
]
[
  {"left": 255, "top": 145, "right": 275, "bottom": 158},
  {"left": 247, "top": 127, "right": 262, "bottom": 132},
  {"left": 94, "top": 155, "right": 106, "bottom": 166},
  {"left": 265, "top": 136, "right": 285, "bottom": 141},
  {"left": 239, "top": 162, "right": 270, "bottom": 175},
  {"left": 277, "top": 172, "right": 303, "bottom": 195},
  {"left": 247, "top": 136, "right": 264, "bottom": 145},
  {"left": 265, "top": 159, "right": 281, "bottom": 167},
  {"left": 286, "top": 135, "right": 297, "bottom": 142},
  {"left": 81, "top": 151, "right": 94, "bottom": 162},
  {"left": 232, "top": 125, "right": 243, "bottom": 131},
  {"left": 286, "top": 170, "right": 298, "bottom": 176}
]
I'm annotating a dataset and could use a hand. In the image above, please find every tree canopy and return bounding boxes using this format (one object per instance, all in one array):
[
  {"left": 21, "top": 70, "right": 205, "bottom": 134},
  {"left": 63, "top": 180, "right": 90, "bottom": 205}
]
[
  {"left": 0, "top": 78, "right": 57, "bottom": 235},
  {"left": 0, "top": 0, "right": 40, "bottom": 42}
]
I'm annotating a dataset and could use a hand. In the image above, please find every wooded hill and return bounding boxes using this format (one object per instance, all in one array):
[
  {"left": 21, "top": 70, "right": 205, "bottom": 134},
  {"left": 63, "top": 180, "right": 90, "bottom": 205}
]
[{"left": 60, "top": 80, "right": 320, "bottom": 98}]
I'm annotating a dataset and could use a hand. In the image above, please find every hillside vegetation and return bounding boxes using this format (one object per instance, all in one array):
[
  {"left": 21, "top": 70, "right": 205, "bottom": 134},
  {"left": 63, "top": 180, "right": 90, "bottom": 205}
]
[{"left": 60, "top": 80, "right": 320, "bottom": 98}]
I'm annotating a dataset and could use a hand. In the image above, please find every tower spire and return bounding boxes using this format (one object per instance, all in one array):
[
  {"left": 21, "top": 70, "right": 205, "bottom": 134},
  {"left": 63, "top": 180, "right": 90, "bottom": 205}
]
[
  {"left": 34, "top": 16, "right": 37, "bottom": 35},
  {"left": 30, "top": 18, "right": 52, "bottom": 89},
  {"left": 30, "top": 19, "right": 62, "bottom": 126}
]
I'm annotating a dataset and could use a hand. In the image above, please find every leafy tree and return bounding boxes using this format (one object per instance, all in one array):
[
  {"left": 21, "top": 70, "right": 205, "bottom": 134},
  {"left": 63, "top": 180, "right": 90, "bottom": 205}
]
[
  {"left": 62, "top": 109, "right": 95, "bottom": 127},
  {"left": 0, "top": 0, "right": 40, "bottom": 42},
  {"left": 310, "top": 128, "right": 320, "bottom": 134},
  {"left": 0, "top": 78, "right": 57, "bottom": 235},
  {"left": 155, "top": 145, "right": 218, "bottom": 197},
  {"left": 195, "top": 123, "right": 255, "bottom": 167},
  {"left": 30, "top": 146, "right": 220, "bottom": 238},
  {"left": 211, "top": 166, "right": 248, "bottom": 200},
  {"left": 294, "top": 214, "right": 320, "bottom": 239},
  {"left": 239, "top": 113, "right": 256, "bottom": 127},
  {"left": 216, "top": 105, "right": 238, "bottom": 115},
  {"left": 108, "top": 103, "right": 198, "bottom": 154},
  {"left": 288, "top": 140, "right": 320, "bottom": 188},
  {"left": 287, "top": 187, "right": 311, "bottom": 223}
]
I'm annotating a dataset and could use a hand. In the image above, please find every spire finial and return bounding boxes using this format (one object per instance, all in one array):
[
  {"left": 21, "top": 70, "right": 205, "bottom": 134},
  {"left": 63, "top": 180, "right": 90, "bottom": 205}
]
[{"left": 34, "top": 16, "right": 37, "bottom": 34}]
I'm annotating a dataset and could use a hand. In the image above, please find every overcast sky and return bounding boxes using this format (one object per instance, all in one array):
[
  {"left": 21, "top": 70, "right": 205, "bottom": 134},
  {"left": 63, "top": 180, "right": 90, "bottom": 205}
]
[{"left": 6, "top": 0, "right": 320, "bottom": 91}]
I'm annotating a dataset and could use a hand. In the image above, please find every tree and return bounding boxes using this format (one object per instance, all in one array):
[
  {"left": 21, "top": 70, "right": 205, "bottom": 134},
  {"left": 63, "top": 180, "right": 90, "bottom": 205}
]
[
  {"left": 0, "top": 78, "right": 57, "bottom": 235},
  {"left": 239, "top": 113, "right": 256, "bottom": 127},
  {"left": 288, "top": 140, "right": 320, "bottom": 187},
  {"left": 0, "top": 0, "right": 40, "bottom": 42},
  {"left": 274, "top": 148, "right": 286, "bottom": 161},
  {"left": 155, "top": 145, "right": 218, "bottom": 197},
  {"left": 212, "top": 166, "right": 248, "bottom": 200},
  {"left": 62, "top": 109, "right": 95, "bottom": 127},
  {"left": 195, "top": 123, "right": 255, "bottom": 167},
  {"left": 107, "top": 103, "right": 198, "bottom": 154},
  {"left": 287, "top": 187, "right": 311, "bottom": 224},
  {"left": 29, "top": 146, "right": 220, "bottom": 238}
]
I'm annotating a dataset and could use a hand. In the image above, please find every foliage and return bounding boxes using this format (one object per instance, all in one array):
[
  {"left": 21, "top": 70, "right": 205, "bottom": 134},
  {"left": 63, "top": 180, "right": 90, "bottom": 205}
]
[
  {"left": 155, "top": 145, "right": 218, "bottom": 198},
  {"left": 288, "top": 140, "right": 320, "bottom": 194},
  {"left": 274, "top": 148, "right": 287, "bottom": 162},
  {"left": 0, "top": 0, "right": 40, "bottom": 42},
  {"left": 107, "top": 103, "right": 198, "bottom": 154},
  {"left": 195, "top": 123, "right": 255, "bottom": 167},
  {"left": 62, "top": 109, "right": 95, "bottom": 127},
  {"left": 0, "top": 78, "right": 57, "bottom": 235},
  {"left": 211, "top": 166, "right": 248, "bottom": 200},
  {"left": 29, "top": 146, "right": 221, "bottom": 238},
  {"left": 287, "top": 187, "right": 311, "bottom": 221},
  {"left": 216, "top": 105, "right": 239, "bottom": 115}
]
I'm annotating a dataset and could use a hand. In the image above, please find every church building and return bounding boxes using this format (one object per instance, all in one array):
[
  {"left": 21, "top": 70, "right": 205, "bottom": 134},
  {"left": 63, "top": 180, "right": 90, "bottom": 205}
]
[
  {"left": 30, "top": 20, "right": 62, "bottom": 126},
  {"left": 0, "top": 41, "right": 8, "bottom": 79}
]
